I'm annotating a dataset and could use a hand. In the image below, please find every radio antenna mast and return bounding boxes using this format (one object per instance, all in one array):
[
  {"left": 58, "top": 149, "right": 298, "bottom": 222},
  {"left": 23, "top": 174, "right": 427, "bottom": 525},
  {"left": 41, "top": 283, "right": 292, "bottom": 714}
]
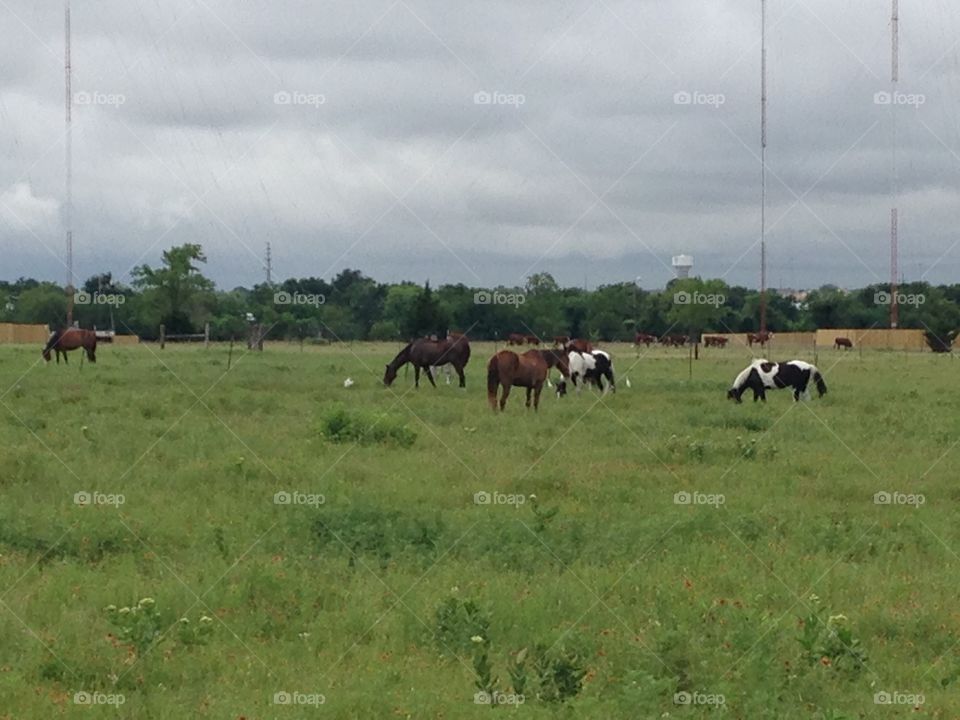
[
  {"left": 65, "top": 0, "right": 74, "bottom": 325},
  {"left": 889, "top": 0, "right": 899, "bottom": 328},
  {"left": 759, "top": 0, "right": 768, "bottom": 334}
]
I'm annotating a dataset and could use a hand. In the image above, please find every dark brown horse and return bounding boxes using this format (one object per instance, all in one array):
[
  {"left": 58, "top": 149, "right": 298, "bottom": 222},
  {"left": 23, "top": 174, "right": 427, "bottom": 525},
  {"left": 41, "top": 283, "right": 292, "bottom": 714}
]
[
  {"left": 834, "top": 337, "right": 853, "bottom": 350},
  {"left": 486, "top": 349, "right": 570, "bottom": 412},
  {"left": 383, "top": 336, "right": 471, "bottom": 388},
  {"left": 659, "top": 334, "right": 687, "bottom": 347},
  {"left": 747, "top": 331, "right": 773, "bottom": 348},
  {"left": 507, "top": 333, "right": 525, "bottom": 346},
  {"left": 634, "top": 332, "right": 656, "bottom": 346},
  {"left": 42, "top": 328, "right": 97, "bottom": 364},
  {"left": 704, "top": 336, "right": 729, "bottom": 348}
]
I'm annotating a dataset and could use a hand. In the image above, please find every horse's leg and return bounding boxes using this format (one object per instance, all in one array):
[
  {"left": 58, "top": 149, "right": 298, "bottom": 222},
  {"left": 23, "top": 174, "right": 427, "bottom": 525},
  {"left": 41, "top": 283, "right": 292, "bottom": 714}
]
[
  {"left": 525, "top": 387, "right": 532, "bottom": 408},
  {"left": 499, "top": 384, "right": 511, "bottom": 411},
  {"left": 424, "top": 366, "right": 437, "bottom": 388},
  {"left": 456, "top": 363, "right": 466, "bottom": 388},
  {"left": 533, "top": 383, "right": 542, "bottom": 411},
  {"left": 414, "top": 366, "right": 421, "bottom": 387}
]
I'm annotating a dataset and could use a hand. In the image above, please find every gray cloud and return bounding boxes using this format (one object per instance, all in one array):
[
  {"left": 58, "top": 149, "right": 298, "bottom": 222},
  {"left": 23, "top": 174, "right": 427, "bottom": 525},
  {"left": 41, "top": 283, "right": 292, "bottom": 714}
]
[{"left": 2, "top": 0, "right": 960, "bottom": 291}]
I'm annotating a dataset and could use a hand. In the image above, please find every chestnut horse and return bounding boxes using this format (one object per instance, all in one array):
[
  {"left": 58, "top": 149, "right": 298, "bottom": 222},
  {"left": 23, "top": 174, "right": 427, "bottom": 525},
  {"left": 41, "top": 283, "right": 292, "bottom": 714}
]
[
  {"left": 487, "top": 349, "right": 570, "bottom": 412},
  {"left": 42, "top": 328, "right": 97, "bottom": 364},
  {"left": 747, "top": 331, "right": 773, "bottom": 348},
  {"left": 565, "top": 338, "right": 593, "bottom": 353},
  {"left": 384, "top": 335, "right": 471, "bottom": 388}
]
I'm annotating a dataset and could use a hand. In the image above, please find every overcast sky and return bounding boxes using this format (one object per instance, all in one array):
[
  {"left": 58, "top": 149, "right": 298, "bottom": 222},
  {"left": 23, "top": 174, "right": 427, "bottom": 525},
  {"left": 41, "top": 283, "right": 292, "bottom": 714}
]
[{"left": 2, "top": 0, "right": 959, "bottom": 291}]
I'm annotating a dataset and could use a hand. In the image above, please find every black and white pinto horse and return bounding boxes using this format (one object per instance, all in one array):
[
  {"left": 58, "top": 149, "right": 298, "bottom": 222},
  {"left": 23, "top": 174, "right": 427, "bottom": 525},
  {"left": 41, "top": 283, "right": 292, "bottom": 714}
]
[
  {"left": 567, "top": 349, "right": 615, "bottom": 394},
  {"left": 727, "top": 359, "right": 827, "bottom": 403}
]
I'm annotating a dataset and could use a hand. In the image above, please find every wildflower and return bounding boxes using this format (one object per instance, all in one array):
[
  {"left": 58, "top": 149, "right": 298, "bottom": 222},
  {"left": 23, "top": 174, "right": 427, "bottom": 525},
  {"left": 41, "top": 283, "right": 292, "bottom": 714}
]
[
  {"left": 104, "top": 604, "right": 117, "bottom": 613},
  {"left": 199, "top": 615, "right": 213, "bottom": 624},
  {"left": 118, "top": 607, "right": 131, "bottom": 615},
  {"left": 808, "top": 593, "right": 820, "bottom": 604},
  {"left": 828, "top": 614, "right": 847, "bottom": 624},
  {"left": 471, "top": 635, "right": 485, "bottom": 644},
  {"left": 138, "top": 597, "right": 155, "bottom": 609},
  {"left": 179, "top": 617, "right": 190, "bottom": 624}
]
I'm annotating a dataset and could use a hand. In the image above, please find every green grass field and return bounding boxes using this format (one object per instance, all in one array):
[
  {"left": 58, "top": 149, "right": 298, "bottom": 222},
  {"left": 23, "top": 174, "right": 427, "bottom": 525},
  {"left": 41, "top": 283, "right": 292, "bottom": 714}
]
[{"left": 0, "top": 341, "right": 958, "bottom": 718}]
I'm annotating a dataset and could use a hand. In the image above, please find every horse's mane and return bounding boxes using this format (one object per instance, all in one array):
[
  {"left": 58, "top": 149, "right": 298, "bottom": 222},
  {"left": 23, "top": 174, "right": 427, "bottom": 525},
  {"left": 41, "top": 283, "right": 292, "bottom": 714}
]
[
  {"left": 388, "top": 342, "right": 413, "bottom": 368},
  {"left": 731, "top": 359, "right": 771, "bottom": 390},
  {"left": 43, "top": 328, "right": 63, "bottom": 353}
]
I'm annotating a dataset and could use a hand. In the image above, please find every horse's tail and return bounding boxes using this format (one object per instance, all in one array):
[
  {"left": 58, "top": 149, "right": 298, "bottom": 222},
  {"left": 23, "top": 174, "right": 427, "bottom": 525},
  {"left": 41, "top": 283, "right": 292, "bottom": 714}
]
[
  {"left": 813, "top": 369, "right": 827, "bottom": 396},
  {"left": 487, "top": 354, "right": 500, "bottom": 409}
]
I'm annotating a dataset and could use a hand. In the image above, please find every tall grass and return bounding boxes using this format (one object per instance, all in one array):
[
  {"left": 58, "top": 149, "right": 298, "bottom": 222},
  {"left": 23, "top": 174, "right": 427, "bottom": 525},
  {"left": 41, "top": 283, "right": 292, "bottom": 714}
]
[{"left": 0, "top": 342, "right": 957, "bottom": 717}]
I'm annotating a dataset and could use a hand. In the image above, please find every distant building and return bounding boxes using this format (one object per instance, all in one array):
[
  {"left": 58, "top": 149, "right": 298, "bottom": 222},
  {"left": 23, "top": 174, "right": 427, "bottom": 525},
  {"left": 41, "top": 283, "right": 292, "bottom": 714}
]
[{"left": 671, "top": 254, "right": 693, "bottom": 279}]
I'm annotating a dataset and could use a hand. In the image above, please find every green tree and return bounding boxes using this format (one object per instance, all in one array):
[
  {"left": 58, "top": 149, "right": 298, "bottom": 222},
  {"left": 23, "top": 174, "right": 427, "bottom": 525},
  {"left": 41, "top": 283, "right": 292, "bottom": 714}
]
[
  {"left": 11, "top": 283, "right": 66, "bottom": 326},
  {"left": 131, "top": 244, "right": 215, "bottom": 334},
  {"left": 404, "top": 282, "right": 447, "bottom": 338}
]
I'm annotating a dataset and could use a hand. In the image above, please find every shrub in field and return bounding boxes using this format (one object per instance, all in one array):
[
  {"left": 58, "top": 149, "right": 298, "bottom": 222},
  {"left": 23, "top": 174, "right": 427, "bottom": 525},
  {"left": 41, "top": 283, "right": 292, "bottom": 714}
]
[
  {"left": 105, "top": 598, "right": 214, "bottom": 656},
  {"left": 531, "top": 642, "right": 587, "bottom": 703},
  {"left": 310, "top": 507, "right": 444, "bottom": 567},
  {"left": 319, "top": 406, "right": 416, "bottom": 447},
  {"left": 105, "top": 598, "right": 164, "bottom": 656},
  {"left": 797, "top": 600, "right": 867, "bottom": 674},
  {"left": 434, "top": 596, "right": 490, "bottom": 656}
]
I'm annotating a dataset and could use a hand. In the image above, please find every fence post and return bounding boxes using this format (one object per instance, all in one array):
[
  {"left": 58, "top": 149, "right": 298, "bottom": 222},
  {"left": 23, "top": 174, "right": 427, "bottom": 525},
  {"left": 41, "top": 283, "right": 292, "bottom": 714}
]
[
  {"left": 204, "top": 322, "right": 210, "bottom": 349},
  {"left": 160, "top": 324, "right": 165, "bottom": 350}
]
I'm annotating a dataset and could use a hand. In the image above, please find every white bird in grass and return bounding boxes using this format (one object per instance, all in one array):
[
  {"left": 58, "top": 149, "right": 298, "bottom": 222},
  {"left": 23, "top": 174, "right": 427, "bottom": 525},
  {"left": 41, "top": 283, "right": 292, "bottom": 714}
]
[{"left": 343, "top": 378, "right": 354, "bottom": 388}]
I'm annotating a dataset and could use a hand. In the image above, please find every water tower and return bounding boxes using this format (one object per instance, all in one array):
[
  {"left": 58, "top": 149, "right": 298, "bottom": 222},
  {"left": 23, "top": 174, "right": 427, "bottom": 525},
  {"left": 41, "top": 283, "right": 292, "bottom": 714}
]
[{"left": 672, "top": 254, "right": 693, "bottom": 279}]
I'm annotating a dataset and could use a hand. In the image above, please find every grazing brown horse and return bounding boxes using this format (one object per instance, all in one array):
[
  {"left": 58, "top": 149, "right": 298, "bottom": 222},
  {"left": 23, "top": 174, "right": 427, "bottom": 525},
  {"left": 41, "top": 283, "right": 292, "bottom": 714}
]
[
  {"left": 553, "top": 335, "right": 570, "bottom": 347},
  {"left": 834, "top": 337, "right": 853, "bottom": 350},
  {"left": 507, "top": 333, "right": 525, "bottom": 346},
  {"left": 487, "top": 349, "right": 570, "bottom": 412},
  {"left": 384, "top": 336, "right": 471, "bottom": 388},
  {"left": 634, "top": 332, "right": 656, "bottom": 346},
  {"left": 747, "top": 331, "right": 773, "bottom": 348},
  {"left": 704, "top": 336, "right": 729, "bottom": 348},
  {"left": 523, "top": 335, "right": 540, "bottom": 345},
  {"left": 565, "top": 338, "right": 593, "bottom": 353},
  {"left": 660, "top": 334, "right": 687, "bottom": 347},
  {"left": 42, "top": 328, "right": 97, "bottom": 364}
]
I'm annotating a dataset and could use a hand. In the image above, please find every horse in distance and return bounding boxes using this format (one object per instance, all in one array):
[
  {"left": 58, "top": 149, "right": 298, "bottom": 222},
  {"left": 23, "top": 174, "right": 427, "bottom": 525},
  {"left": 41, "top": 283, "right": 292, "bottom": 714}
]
[
  {"left": 384, "top": 335, "right": 471, "bottom": 388},
  {"left": 42, "top": 328, "right": 97, "bottom": 364}
]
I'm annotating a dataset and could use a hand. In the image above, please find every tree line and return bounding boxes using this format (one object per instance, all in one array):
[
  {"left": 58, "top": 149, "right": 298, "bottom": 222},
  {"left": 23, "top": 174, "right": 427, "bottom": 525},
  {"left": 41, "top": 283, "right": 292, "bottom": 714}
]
[{"left": 3, "top": 243, "right": 958, "bottom": 349}]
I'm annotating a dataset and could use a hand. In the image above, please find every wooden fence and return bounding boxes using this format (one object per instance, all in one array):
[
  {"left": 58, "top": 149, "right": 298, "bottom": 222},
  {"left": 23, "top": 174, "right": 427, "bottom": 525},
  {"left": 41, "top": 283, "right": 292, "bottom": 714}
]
[
  {"left": 702, "top": 332, "right": 816, "bottom": 349},
  {"left": 701, "top": 330, "right": 927, "bottom": 351},
  {"left": 159, "top": 323, "right": 209, "bottom": 349},
  {"left": 814, "top": 328, "right": 926, "bottom": 350},
  {"left": 0, "top": 323, "right": 50, "bottom": 344}
]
